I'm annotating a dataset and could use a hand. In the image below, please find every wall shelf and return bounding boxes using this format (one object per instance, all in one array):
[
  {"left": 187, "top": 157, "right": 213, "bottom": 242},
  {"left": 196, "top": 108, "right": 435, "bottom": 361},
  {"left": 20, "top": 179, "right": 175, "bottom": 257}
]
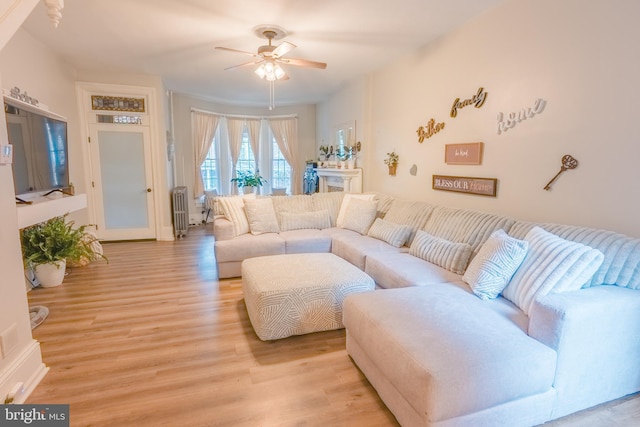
[{"left": 17, "top": 193, "right": 87, "bottom": 229}]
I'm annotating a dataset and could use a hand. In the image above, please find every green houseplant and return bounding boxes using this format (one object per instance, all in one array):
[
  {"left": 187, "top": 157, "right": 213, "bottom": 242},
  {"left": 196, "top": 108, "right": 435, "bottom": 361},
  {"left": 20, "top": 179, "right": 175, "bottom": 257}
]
[
  {"left": 21, "top": 214, "right": 106, "bottom": 287},
  {"left": 230, "top": 170, "right": 266, "bottom": 194}
]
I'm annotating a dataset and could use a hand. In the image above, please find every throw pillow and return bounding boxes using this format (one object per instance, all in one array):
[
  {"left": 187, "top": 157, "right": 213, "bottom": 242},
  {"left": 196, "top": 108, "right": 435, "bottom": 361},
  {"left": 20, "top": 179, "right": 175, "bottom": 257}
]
[
  {"left": 336, "top": 193, "right": 376, "bottom": 227},
  {"left": 217, "top": 193, "right": 256, "bottom": 237},
  {"left": 280, "top": 210, "right": 331, "bottom": 231},
  {"left": 367, "top": 218, "right": 413, "bottom": 248},
  {"left": 340, "top": 198, "right": 378, "bottom": 235},
  {"left": 462, "top": 229, "right": 529, "bottom": 300},
  {"left": 502, "top": 226, "right": 605, "bottom": 315},
  {"left": 409, "top": 230, "right": 473, "bottom": 275},
  {"left": 244, "top": 198, "right": 280, "bottom": 235}
]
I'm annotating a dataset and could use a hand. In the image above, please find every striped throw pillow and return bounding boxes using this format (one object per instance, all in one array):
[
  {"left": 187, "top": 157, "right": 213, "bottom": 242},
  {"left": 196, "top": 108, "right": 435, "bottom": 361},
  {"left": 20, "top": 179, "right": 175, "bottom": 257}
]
[
  {"left": 409, "top": 230, "right": 473, "bottom": 275},
  {"left": 463, "top": 229, "right": 528, "bottom": 300},
  {"left": 279, "top": 210, "right": 331, "bottom": 231},
  {"left": 367, "top": 218, "right": 412, "bottom": 248},
  {"left": 217, "top": 193, "right": 256, "bottom": 237},
  {"left": 502, "top": 226, "right": 604, "bottom": 315}
]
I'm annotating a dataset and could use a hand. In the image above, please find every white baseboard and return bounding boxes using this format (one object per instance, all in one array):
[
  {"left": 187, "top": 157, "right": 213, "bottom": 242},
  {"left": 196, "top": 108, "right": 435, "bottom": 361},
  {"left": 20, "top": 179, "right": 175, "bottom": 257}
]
[{"left": 0, "top": 339, "right": 48, "bottom": 403}]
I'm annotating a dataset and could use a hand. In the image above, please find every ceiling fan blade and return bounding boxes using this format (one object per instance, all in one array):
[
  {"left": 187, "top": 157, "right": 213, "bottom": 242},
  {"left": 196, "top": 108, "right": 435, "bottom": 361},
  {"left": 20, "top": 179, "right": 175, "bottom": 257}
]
[
  {"left": 224, "top": 59, "right": 264, "bottom": 71},
  {"left": 280, "top": 58, "right": 327, "bottom": 69},
  {"left": 215, "top": 46, "right": 258, "bottom": 57},
  {"left": 272, "top": 41, "right": 296, "bottom": 58}
]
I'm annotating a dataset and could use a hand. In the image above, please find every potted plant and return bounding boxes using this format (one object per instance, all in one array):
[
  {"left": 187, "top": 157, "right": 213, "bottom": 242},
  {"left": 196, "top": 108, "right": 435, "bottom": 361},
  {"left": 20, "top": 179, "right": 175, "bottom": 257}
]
[
  {"left": 384, "top": 151, "right": 399, "bottom": 176},
  {"left": 21, "top": 214, "right": 107, "bottom": 287},
  {"left": 230, "top": 170, "right": 266, "bottom": 194}
]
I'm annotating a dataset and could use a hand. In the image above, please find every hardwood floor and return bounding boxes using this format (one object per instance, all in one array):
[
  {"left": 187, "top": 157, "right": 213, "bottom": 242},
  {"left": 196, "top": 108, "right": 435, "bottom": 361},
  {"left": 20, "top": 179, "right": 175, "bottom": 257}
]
[{"left": 26, "top": 226, "right": 639, "bottom": 426}]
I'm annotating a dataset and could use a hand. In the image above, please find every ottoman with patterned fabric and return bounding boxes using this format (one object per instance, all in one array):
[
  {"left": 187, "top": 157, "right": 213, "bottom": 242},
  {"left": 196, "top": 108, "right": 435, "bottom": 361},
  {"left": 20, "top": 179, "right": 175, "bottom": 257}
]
[{"left": 241, "top": 253, "right": 375, "bottom": 340}]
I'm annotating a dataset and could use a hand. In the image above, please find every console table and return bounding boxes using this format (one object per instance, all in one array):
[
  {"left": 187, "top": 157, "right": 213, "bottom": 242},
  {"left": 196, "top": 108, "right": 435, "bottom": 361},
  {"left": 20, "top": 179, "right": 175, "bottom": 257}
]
[{"left": 314, "top": 168, "right": 362, "bottom": 193}]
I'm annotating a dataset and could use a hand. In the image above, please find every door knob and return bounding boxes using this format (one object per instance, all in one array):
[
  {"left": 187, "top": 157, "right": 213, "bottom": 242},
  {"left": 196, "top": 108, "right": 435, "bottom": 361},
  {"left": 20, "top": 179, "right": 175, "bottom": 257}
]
[{"left": 146, "top": 188, "right": 152, "bottom": 193}]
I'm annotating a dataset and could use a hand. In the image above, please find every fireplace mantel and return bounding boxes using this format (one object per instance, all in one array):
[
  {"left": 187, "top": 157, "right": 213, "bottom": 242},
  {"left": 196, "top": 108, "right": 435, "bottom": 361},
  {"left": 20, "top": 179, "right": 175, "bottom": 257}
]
[{"left": 314, "top": 168, "right": 362, "bottom": 193}]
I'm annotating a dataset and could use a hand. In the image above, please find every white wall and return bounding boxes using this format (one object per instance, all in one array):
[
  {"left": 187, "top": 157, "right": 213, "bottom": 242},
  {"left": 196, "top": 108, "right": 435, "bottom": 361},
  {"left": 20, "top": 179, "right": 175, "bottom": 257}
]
[
  {"left": 319, "top": 0, "right": 640, "bottom": 238},
  {"left": 171, "top": 92, "right": 316, "bottom": 223},
  {"left": 0, "top": 28, "right": 87, "bottom": 224},
  {"left": 0, "top": 0, "right": 47, "bottom": 403}
]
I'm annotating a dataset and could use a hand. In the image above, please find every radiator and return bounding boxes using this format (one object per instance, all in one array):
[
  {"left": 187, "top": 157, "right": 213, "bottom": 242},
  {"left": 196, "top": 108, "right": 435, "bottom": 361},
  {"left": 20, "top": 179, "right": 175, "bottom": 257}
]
[{"left": 171, "top": 186, "right": 189, "bottom": 238}]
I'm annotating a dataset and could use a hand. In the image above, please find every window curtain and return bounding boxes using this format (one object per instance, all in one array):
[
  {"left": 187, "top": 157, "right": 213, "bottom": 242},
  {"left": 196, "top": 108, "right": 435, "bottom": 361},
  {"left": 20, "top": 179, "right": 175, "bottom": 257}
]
[
  {"left": 192, "top": 111, "right": 221, "bottom": 198},
  {"left": 269, "top": 117, "right": 300, "bottom": 194},
  {"left": 246, "top": 118, "right": 261, "bottom": 171},
  {"left": 226, "top": 118, "right": 245, "bottom": 195}
]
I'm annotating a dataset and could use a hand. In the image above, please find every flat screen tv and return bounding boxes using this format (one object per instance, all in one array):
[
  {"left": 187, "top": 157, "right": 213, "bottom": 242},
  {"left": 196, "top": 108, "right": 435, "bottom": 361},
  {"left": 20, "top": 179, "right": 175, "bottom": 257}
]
[{"left": 4, "top": 99, "right": 70, "bottom": 199}]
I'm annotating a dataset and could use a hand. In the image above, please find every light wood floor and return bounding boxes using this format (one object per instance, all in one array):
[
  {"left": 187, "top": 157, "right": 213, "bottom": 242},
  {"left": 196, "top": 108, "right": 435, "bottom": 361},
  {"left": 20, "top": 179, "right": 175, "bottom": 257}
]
[{"left": 26, "top": 226, "right": 639, "bottom": 427}]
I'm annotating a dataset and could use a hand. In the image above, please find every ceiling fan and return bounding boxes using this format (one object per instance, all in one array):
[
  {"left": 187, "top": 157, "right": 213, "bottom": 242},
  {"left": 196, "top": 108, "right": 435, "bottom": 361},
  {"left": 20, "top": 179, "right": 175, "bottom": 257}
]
[{"left": 215, "top": 25, "right": 327, "bottom": 82}]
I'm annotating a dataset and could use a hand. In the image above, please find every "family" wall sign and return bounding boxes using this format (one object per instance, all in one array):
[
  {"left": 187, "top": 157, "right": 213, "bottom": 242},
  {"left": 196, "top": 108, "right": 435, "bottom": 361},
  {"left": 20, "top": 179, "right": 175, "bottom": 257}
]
[{"left": 450, "top": 87, "right": 488, "bottom": 118}]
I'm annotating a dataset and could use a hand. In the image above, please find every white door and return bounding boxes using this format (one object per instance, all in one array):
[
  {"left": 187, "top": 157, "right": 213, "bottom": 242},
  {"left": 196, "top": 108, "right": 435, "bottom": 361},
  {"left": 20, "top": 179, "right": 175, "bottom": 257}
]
[{"left": 88, "top": 123, "right": 156, "bottom": 240}]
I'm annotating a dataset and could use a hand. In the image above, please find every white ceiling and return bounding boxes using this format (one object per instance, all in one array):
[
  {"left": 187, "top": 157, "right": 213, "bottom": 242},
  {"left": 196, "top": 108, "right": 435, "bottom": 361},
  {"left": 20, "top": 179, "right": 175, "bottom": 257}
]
[{"left": 21, "top": 0, "right": 505, "bottom": 107}]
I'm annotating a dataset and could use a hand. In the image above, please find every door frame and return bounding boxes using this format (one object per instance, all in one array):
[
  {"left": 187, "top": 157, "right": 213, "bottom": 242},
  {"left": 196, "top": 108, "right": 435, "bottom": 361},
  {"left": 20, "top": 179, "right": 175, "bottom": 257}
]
[{"left": 76, "top": 82, "right": 171, "bottom": 241}]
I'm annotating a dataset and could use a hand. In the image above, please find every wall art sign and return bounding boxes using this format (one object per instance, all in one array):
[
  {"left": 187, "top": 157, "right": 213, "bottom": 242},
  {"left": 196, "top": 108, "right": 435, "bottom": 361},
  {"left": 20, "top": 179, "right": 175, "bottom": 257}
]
[
  {"left": 91, "top": 95, "right": 146, "bottom": 112},
  {"left": 416, "top": 118, "right": 446, "bottom": 142},
  {"left": 450, "top": 87, "right": 488, "bottom": 118},
  {"left": 444, "top": 142, "right": 483, "bottom": 165},
  {"left": 496, "top": 98, "right": 546, "bottom": 134},
  {"left": 7, "top": 86, "right": 39, "bottom": 107},
  {"left": 432, "top": 175, "right": 497, "bottom": 197}
]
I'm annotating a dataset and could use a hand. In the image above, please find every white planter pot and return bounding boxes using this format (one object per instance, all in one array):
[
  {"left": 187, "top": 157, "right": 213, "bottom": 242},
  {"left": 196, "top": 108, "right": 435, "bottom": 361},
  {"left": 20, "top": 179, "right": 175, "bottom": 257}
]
[{"left": 34, "top": 260, "right": 67, "bottom": 288}]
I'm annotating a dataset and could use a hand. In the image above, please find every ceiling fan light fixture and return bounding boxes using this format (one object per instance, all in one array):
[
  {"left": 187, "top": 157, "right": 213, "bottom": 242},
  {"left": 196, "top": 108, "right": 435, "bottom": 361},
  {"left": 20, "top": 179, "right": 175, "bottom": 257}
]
[{"left": 255, "top": 61, "right": 286, "bottom": 81}]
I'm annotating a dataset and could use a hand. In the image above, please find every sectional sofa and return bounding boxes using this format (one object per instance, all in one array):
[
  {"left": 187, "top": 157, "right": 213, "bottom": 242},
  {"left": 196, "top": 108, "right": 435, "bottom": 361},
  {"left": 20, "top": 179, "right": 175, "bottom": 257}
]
[{"left": 212, "top": 191, "right": 640, "bottom": 427}]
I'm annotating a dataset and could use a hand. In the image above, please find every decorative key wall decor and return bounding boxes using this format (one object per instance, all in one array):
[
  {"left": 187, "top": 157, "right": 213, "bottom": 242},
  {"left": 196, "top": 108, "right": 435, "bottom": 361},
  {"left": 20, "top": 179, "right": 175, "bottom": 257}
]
[{"left": 544, "top": 154, "right": 578, "bottom": 191}]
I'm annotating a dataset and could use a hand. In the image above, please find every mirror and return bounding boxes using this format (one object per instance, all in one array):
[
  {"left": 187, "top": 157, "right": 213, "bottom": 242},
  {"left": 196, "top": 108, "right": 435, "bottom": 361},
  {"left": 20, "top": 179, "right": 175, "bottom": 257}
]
[{"left": 333, "top": 120, "right": 356, "bottom": 158}]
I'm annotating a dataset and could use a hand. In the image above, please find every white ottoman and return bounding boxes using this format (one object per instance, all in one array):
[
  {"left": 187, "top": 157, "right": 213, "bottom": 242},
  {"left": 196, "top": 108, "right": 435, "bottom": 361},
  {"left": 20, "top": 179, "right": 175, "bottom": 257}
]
[{"left": 242, "top": 253, "right": 375, "bottom": 340}]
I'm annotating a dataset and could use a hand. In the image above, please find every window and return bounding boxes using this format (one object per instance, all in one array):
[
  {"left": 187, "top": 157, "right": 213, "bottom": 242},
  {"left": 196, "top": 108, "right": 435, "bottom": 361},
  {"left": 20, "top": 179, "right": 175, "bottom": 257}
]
[
  {"left": 271, "top": 136, "right": 291, "bottom": 192},
  {"left": 235, "top": 130, "right": 255, "bottom": 173},
  {"left": 200, "top": 136, "right": 218, "bottom": 192}
]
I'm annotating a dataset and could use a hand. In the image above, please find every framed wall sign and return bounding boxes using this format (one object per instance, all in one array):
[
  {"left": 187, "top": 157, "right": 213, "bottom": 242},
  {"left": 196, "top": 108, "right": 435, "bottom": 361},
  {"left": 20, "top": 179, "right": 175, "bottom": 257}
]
[
  {"left": 444, "top": 142, "right": 483, "bottom": 165},
  {"left": 432, "top": 175, "right": 497, "bottom": 197}
]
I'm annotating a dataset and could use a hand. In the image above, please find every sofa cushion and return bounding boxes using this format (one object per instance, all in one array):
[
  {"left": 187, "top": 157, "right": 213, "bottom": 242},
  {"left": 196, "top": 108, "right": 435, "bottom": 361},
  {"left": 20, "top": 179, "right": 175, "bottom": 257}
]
[
  {"left": 509, "top": 221, "right": 640, "bottom": 290},
  {"left": 279, "top": 210, "right": 331, "bottom": 231},
  {"left": 280, "top": 229, "right": 332, "bottom": 254},
  {"left": 409, "top": 230, "right": 473, "bottom": 275},
  {"left": 423, "top": 206, "right": 515, "bottom": 257},
  {"left": 311, "top": 192, "right": 345, "bottom": 227},
  {"left": 340, "top": 198, "right": 378, "bottom": 235},
  {"left": 336, "top": 193, "right": 377, "bottom": 227},
  {"left": 214, "top": 232, "right": 285, "bottom": 263},
  {"left": 502, "top": 226, "right": 604, "bottom": 315},
  {"left": 244, "top": 198, "right": 280, "bottom": 235},
  {"left": 331, "top": 232, "right": 404, "bottom": 270},
  {"left": 364, "top": 252, "right": 462, "bottom": 289},
  {"left": 382, "top": 199, "right": 435, "bottom": 246},
  {"left": 217, "top": 193, "right": 256, "bottom": 237},
  {"left": 271, "top": 194, "right": 315, "bottom": 229},
  {"left": 367, "top": 218, "right": 412, "bottom": 248},
  {"left": 343, "top": 284, "right": 556, "bottom": 423},
  {"left": 463, "top": 229, "right": 529, "bottom": 300}
]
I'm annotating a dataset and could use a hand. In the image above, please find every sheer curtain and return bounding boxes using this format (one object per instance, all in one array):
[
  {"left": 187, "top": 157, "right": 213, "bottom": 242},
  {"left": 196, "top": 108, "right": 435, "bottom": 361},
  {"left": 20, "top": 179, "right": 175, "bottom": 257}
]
[
  {"left": 226, "top": 118, "right": 245, "bottom": 195},
  {"left": 246, "top": 118, "right": 261, "bottom": 170},
  {"left": 269, "top": 117, "right": 300, "bottom": 194},
  {"left": 192, "top": 111, "right": 220, "bottom": 198}
]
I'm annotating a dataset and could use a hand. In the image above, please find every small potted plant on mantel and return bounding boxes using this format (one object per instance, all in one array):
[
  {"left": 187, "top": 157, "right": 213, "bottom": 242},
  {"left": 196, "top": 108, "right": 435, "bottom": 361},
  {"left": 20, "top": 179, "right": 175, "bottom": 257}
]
[
  {"left": 230, "top": 170, "right": 266, "bottom": 195},
  {"left": 21, "top": 214, "right": 107, "bottom": 288},
  {"left": 384, "top": 151, "right": 399, "bottom": 176}
]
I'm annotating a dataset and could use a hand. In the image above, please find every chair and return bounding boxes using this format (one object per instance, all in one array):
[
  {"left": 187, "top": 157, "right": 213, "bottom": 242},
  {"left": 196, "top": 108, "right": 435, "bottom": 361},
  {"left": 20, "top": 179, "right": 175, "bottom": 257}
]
[{"left": 203, "top": 189, "right": 218, "bottom": 222}]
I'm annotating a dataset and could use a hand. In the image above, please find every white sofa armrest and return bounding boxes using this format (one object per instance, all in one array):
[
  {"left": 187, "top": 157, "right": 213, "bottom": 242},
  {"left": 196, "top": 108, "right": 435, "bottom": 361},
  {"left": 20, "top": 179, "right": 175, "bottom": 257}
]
[
  {"left": 528, "top": 285, "right": 640, "bottom": 418},
  {"left": 213, "top": 217, "right": 235, "bottom": 241}
]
